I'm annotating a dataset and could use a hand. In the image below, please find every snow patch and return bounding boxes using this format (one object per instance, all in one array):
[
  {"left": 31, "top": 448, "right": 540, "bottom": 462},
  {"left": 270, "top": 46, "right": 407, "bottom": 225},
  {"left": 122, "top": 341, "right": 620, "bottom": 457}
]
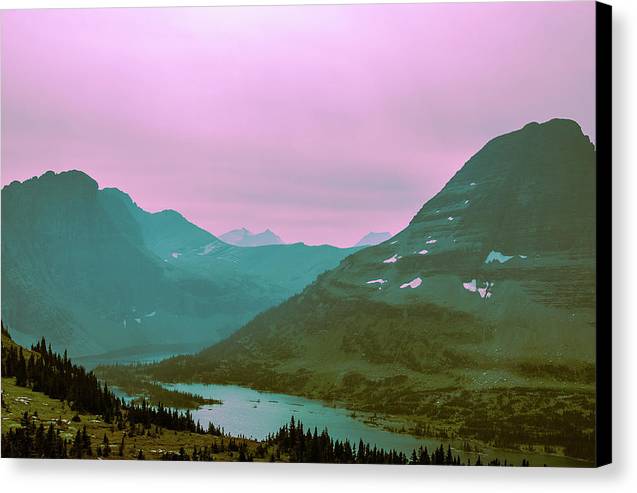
[
  {"left": 366, "top": 279, "right": 387, "bottom": 285},
  {"left": 383, "top": 254, "right": 400, "bottom": 264},
  {"left": 390, "top": 240, "right": 398, "bottom": 245},
  {"left": 448, "top": 216, "right": 454, "bottom": 221},
  {"left": 463, "top": 279, "right": 477, "bottom": 292},
  {"left": 470, "top": 182, "right": 477, "bottom": 186},
  {"left": 478, "top": 282, "right": 494, "bottom": 299},
  {"left": 418, "top": 249, "right": 429, "bottom": 255},
  {"left": 425, "top": 239, "right": 437, "bottom": 245},
  {"left": 484, "top": 250, "right": 514, "bottom": 264},
  {"left": 171, "top": 252, "right": 182, "bottom": 259},
  {"left": 134, "top": 318, "right": 141, "bottom": 324},
  {"left": 464, "top": 199, "right": 470, "bottom": 205},
  {"left": 145, "top": 311, "right": 156, "bottom": 318},
  {"left": 463, "top": 280, "right": 494, "bottom": 299},
  {"left": 197, "top": 243, "right": 217, "bottom": 256},
  {"left": 400, "top": 277, "right": 422, "bottom": 289}
]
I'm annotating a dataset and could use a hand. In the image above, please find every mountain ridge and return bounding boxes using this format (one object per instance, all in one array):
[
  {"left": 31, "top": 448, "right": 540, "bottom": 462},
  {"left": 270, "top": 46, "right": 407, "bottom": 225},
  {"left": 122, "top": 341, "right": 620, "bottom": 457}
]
[
  {"left": 1, "top": 171, "right": 359, "bottom": 357},
  {"left": 148, "top": 118, "right": 596, "bottom": 394}
]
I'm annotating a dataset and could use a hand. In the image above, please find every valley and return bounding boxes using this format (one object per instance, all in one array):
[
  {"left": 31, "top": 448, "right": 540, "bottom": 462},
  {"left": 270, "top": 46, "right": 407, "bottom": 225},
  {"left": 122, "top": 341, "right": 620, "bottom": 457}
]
[
  {"left": 0, "top": 172, "right": 359, "bottom": 357},
  {"left": 99, "top": 119, "right": 597, "bottom": 463},
  {"left": 2, "top": 118, "right": 598, "bottom": 466},
  {"left": 2, "top": 329, "right": 544, "bottom": 465}
]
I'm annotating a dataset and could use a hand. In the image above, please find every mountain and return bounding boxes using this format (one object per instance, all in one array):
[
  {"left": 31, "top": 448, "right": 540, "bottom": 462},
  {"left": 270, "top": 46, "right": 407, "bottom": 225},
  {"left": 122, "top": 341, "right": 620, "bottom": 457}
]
[
  {"left": 0, "top": 171, "right": 358, "bottom": 357},
  {"left": 220, "top": 228, "right": 284, "bottom": 247},
  {"left": 353, "top": 232, "right": 392, "bottom": 247},
  {"left": 149, "top": 119, "right": 597, "bottom": 410}
]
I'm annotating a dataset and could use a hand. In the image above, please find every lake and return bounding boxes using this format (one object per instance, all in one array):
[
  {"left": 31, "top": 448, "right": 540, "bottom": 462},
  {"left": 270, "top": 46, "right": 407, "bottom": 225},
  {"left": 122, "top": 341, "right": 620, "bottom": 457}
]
[{"left": 160, "top": 382, "right": 591, "bottom": 467}]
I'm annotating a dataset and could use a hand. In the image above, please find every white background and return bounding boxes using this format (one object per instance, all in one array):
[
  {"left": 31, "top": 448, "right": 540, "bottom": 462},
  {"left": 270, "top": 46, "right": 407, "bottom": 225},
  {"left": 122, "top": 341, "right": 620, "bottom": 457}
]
[{"left": 0, "top": 0, "right": 634, "bottom": 492}]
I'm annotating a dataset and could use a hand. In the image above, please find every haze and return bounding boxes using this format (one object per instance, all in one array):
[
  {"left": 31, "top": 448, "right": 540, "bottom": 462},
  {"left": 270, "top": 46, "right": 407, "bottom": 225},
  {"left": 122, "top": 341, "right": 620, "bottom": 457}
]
[{"left": 0, "top": 3, "right": 595, "bottom": 246}]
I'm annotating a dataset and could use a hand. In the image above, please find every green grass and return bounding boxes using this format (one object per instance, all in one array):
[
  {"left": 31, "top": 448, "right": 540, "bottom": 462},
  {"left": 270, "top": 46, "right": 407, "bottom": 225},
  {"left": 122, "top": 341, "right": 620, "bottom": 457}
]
[{"left": 1, "top": 377, "right": 272, "bottom": 461}]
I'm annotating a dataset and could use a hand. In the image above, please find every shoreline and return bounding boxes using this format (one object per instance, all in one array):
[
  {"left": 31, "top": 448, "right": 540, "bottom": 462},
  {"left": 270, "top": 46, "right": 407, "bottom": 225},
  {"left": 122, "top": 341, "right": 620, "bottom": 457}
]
[{"left": 146, "top": 379, "right": 594, "bottom": 467}]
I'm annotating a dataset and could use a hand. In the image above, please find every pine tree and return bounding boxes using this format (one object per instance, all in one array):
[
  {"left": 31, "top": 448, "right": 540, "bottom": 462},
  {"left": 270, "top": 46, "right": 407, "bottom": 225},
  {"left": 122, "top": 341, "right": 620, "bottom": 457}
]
[{"left": 102, "top": 433, "right": 110, "bottom": 457}]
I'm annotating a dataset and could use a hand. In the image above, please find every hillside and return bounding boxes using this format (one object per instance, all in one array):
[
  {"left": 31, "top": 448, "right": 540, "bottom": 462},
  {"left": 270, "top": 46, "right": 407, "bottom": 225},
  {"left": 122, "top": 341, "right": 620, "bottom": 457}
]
[
  {"left": 152, "top": 119, "right": 596, "bottom": 372},
  {"left": 1, "top": 172, "right": 358, "bottom": 357}
]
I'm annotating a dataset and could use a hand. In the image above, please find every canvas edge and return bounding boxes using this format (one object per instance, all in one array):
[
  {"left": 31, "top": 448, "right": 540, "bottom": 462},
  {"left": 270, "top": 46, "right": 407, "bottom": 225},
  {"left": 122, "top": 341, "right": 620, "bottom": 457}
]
[{"left": 595, "top": 0, "right": 612, "bottom": 469}]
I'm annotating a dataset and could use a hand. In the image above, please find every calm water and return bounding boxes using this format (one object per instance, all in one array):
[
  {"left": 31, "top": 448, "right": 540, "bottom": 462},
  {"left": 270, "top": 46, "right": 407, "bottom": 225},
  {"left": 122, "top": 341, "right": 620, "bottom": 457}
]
[{"left": 162, "top": 382, "right": 591, "bottom": 467}]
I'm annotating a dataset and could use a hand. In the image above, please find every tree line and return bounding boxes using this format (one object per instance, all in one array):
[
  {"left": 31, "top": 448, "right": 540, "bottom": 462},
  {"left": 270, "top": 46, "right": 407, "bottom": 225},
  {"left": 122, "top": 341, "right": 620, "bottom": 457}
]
[
  {"left": 3, "top": 336, "right": 122, "bottom": 421},
  {"left": 1, "top": 323, "right": 220, "bottom": 459},
  {"left": 156, "top": 416, "right": 529, "bottom": 466},
  {"left": 265, "top": 415, "right": 489, "bottom": 465}
]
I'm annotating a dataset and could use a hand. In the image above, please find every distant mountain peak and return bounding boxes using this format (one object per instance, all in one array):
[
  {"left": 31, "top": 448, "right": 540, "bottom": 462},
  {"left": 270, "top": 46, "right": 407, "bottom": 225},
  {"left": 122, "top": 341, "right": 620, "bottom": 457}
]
[
  {"left": 220, "top": 227, "right": 284, "bottom": 247},
  {"left": 354, "top": 232, "right": 392, "bottom": 247}
]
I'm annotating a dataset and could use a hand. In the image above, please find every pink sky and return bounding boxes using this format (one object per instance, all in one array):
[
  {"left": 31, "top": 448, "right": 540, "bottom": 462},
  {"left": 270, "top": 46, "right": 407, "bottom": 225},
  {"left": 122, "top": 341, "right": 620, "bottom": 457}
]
[{"left": 0, "top": 3, "right": 595, "bottom": 247}]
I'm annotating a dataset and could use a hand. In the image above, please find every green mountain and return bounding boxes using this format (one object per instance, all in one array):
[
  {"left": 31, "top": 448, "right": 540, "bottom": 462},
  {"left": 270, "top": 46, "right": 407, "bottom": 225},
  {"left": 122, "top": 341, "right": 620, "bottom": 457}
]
[
  {"left": 1, "top": 171, "right": 359, "bottom": 357},
  {"left": 149, "top": 119, "right": 596, "bottom": 398}
]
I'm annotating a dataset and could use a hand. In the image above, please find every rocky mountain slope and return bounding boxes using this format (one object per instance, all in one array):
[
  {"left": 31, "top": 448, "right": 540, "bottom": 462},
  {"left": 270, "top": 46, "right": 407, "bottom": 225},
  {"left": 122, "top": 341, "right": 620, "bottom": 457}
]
[
  {"left": 149, "top": 119, "right": 597, "bottom": 397},
  {"left": 1, "top": 171, "right": 358, "bottom": 356}
]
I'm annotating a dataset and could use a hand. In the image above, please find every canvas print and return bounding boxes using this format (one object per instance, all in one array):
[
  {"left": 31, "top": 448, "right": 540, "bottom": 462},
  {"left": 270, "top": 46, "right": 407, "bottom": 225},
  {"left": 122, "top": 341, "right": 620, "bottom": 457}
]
[{"left": 0, "top": 2, "right": 611, "bottom": 466}]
